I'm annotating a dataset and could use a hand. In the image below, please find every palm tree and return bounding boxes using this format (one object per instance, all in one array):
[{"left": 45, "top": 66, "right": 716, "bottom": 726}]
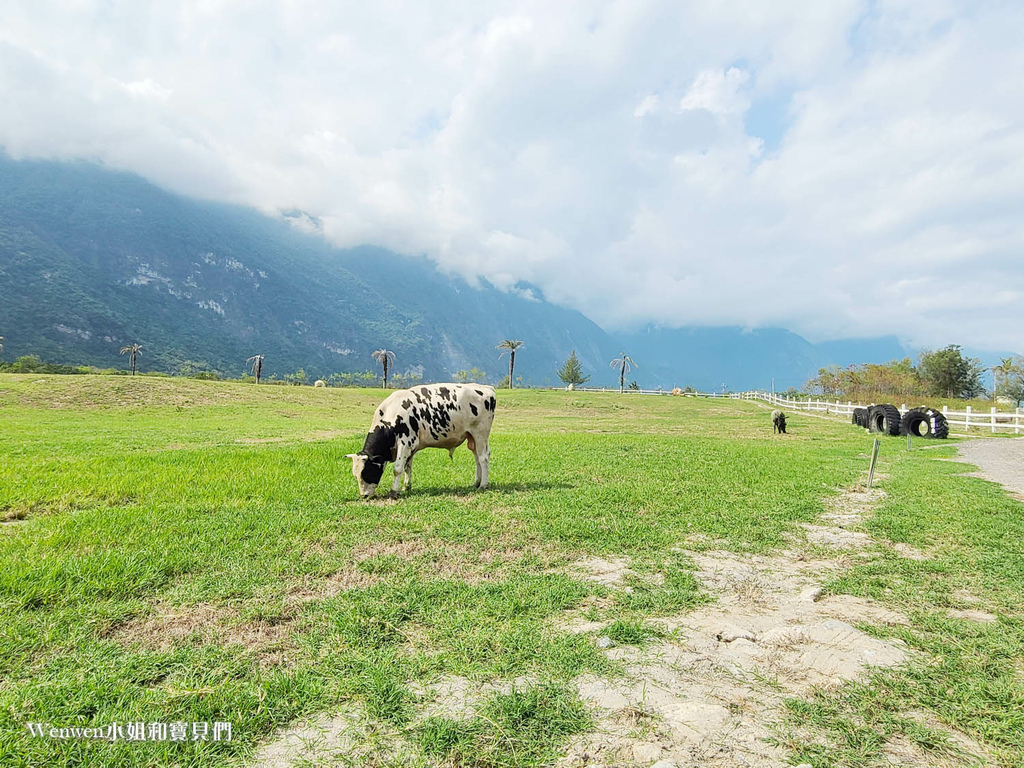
[
  {"left": 120, "top": 343, "right": 142, "bottom": 375},
  {"left": 372, "top": 349, "right": 396, "bottom": 388},
  {"left": 992, "top": 356, "right": 1016, "bottom": 390},
  {"left": 496, "top": 339, "right": 525, "bottom": 389},
  {"left": 247, "top": 354, "right": 265, "bottom": 384},
  {"left": 609, "top": 352, "right": 637, "bottom": 393}
]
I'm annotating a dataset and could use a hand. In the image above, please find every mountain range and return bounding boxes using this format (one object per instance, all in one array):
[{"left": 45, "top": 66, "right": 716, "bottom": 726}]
[{"left": 0, "top": 153, "right": 960, "bottom": 390}]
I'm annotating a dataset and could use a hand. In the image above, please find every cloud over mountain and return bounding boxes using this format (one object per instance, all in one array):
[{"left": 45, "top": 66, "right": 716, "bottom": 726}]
[{"left": 2, "top": 1, "right": 1021, "bottom": 350}]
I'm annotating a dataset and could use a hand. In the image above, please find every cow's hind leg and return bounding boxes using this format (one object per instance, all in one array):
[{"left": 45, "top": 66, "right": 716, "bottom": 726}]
[
  {"left": 402, "top": 454, "right": 414, "bottom": 491},
  {"left": 465, "top": 434, "right": 480, "bottom": 487},
  {"left": 468, "top": 433, "right": 490, "bottom": 490}
]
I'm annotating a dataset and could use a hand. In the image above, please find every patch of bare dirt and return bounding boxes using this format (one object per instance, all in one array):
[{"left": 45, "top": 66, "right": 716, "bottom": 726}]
[
  {"left": 250, "top": 704, "right": 418, "bottom": 768},
  {"left": 411, "top": 674, "right": 537, "bottom": 720},
  {"left": 574, "top": 556, "right": 633, "bottom": 587},
  {"left": 894, "top": 542, "right": 929, "bottom": 560},
  {"left": 554, "top": 486, "right": 965, "bottom": 768},
  {"left": 111, "top": 602, "right": 297, "bottom": 668},
  {"left": 881, "top": 735, "right": 981, "bottom": 768},
  {"left": 946, "top": 608, "right": 998, "bottom": 624},
  {"left": 896, "top": 710, "right": 991, "bottom": 765},
  {"left": 799, "top": 523, "right": 872, "bottom": 549},
  {"left": 353, "top": 537, "right": 565, "bottom": 584},
  {"left": 285, "top": 568, "right": 380, "bottom": 603},
  {"left": 1, "top": 508, "right": 29, "bottom": 524},
  {"left": 353, "top": 539, "right": 433, "bottom": 561},
  {"left": 251, "top": 676, "right": 543, "bottom": 767},
  {"left": 953, "top": 589, "right": 983, "bottom": 605}
]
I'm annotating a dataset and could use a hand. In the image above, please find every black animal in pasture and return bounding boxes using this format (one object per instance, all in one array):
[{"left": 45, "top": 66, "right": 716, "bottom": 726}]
[{"left": 771, "top": 409, "right": 787, "bottom": 434}]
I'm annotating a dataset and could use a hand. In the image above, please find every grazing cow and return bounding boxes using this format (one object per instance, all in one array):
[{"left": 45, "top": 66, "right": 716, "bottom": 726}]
[
  {"left": 771, "top": 409, "right": 787, "bottom": 434},
  {"left": 314, "top": 379, "right": 327, "bottom": 388},
  {"left": 671, "top": 387, "right": 682, "bottom": 396},
  {"left": 347, "top": 383, "right": 496, "bottom": 498}
]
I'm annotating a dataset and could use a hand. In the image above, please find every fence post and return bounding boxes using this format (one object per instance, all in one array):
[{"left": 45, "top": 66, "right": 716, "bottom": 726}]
[
  {"left": 991, "top": 407, "right": 997, "bottom": 434},
  {"left": 1017, "top": 408, "right": 1021, "bottom": 435},
  {"left": 901, "top": 404, "right": 907, "bottom": 414},
  {"left": 965, "top": 405, "right": 972, "bottom": 431},
  {"left": 867, "top": 438, "right": 881, "bottom": 489}
]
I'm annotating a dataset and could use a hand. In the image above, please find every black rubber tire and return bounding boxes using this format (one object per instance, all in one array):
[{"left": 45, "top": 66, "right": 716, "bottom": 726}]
[
  {"left": 900, "top": 407, "right": 949, "bottom": 439},
  {"left": 868, "top": 404, "right": 901, "bottom": 436},
  {"left": 852, "top": 407, "right": 869, "bottom": 428}
]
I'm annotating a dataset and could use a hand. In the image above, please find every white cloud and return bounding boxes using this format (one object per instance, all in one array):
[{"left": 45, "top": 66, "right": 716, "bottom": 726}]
[
  {"left": 633, "top": 94, "right": 659, "bottom": 119},
  {"left": 121, "top": 78, "right": 172, "bottom": 102},
  {"left": 0, "top": 0, "right": 1022, "bottom": 351},
  {"left": 679, "top": 67, "right": 751, "bottom": 116}
]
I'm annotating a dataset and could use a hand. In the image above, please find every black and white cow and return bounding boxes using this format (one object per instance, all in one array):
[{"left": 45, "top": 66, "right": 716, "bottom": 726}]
[{"left": 347, "top": 383, "right": 496, "bottom": 498}]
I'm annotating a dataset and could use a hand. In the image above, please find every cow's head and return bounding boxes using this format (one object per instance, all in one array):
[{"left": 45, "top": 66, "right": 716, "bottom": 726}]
[{"left": 346, "top": 452, "right": 387, "bottom": 498}]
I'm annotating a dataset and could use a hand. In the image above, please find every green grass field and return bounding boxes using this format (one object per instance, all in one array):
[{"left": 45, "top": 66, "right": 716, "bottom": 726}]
[{"left": 1, "top": 375, "right": 1021, "bottom": 767}]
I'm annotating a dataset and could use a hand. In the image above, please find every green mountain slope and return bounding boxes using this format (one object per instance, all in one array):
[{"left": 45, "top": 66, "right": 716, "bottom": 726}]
[{"left": 0, "top": 155, "right": 609, "bottom": 382}]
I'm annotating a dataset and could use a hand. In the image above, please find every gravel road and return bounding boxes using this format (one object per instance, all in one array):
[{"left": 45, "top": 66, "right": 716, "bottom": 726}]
[{"left": 955, "top": 438, "right": 1024, "bottom": 497}]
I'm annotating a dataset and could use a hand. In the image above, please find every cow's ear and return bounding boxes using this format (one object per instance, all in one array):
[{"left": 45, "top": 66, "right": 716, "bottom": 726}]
[{"left": 345, "top": 453, "right": 359, "bottom": 459}]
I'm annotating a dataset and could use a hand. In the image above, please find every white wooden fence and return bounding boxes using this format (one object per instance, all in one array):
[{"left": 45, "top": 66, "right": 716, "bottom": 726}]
[
  {"left": 569, "top": 386, "right": 1024, "bottom": 434},
  {"left": 741, "top": 391, "right": 1023, "bottom": 434}
]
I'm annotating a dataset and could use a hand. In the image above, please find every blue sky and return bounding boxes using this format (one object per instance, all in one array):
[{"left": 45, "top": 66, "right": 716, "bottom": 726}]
[
  {"left": 1, "top": 1, "right": 1021, "bottom": 351},
  {"left": 743, "top": 93, "right": 792, "bottom": 154}
]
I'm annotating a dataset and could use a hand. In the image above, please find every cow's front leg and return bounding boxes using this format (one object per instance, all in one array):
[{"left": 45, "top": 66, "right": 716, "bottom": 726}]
[{"left": 389, "top": 450, "right": 409, "bottom": 499}]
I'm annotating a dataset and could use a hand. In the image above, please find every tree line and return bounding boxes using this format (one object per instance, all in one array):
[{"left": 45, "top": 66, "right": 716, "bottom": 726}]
[
  {"left": 804, "top": 345, "right": 1024, "bottom": 406},
  {"left": 0, "top": 335, "right": 642, "bottom": 392},
  {"left": 18, "top": 328, "right": 1017, "bottom": 404}
]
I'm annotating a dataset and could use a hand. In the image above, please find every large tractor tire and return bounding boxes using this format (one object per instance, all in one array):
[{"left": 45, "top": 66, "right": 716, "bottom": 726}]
[
  {"left": 900, "top": 407, "right": 949, "bottom": 439},
  {"left": 867, "top": 404, "right": 901, "bottom": 436},
  {"left": 852, "top": 407, "right": 869, "bottom": 428}
]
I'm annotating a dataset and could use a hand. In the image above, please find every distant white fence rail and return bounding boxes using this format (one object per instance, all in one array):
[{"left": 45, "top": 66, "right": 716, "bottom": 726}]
[
  {"left": 741, "top": 391, "right": 1023, "bottom": 434},
  {"left": 569, "top": 386, "right": 1024, "bottom": 434}
]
